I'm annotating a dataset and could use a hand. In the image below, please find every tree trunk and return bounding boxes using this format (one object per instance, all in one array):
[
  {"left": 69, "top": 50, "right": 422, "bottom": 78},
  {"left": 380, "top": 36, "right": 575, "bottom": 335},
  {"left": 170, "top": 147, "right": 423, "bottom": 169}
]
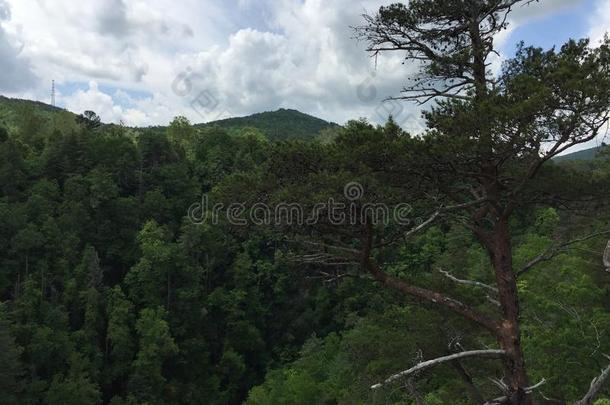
[{"left": 487, "top": 219, "right": 532, "bottom": 405}]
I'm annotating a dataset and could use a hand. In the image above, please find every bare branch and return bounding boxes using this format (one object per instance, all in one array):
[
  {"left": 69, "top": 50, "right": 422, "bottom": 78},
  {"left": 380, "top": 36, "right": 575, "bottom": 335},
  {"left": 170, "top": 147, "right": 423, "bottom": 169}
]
[
  {"left": 484, "top": 379, "right": 547, "bottom": 404},
  {"left": 486, "top": 295, "right": 501, "bottom": 308},
  {"left": 574, "top": 355, "right": 610, "bottom": 405},
  {"left": 371, "top": 350, "right": 506, "bottom": 390},
  {"left": 517, "top": 230, "right": 610, "bottom": 278},
  {"left": 288, "top": 252, "right": 358, "bottom": 267},
  {"left": 286, "top": 239, "right": 360, "bottom": 254},
  {"left": 376, "top": 198, "right": 487, "bottom": 249},
  {"left": 439, "top": 268, "right": 498, "bottom": 293},
  {"left": 307, "top": 270, "right": 371, "bottom": 284}
]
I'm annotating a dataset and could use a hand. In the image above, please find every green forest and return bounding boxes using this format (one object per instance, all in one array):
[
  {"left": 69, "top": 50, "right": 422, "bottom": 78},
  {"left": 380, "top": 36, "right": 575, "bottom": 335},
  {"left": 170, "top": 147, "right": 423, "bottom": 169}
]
[{"left": 1, "top": 1, "right": 610, "bottom": 404}]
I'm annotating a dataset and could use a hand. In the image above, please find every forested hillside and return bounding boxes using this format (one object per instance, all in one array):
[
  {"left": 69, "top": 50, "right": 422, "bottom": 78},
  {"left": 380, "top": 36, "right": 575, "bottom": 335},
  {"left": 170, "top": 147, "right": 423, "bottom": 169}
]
[
  {"left": 195, "top": 109, "right": 339, "bottom": 141},
  {"left": 1, "top": 1, "right": 610, "bottom": 405},
  {"left": 0, "top": 96, "right": 66, "bottom": 125},
  {"left": 555, "top": 145, "right": 610, "bottom": 162},
  {"left": 1, "top": 100, "right": 610, "bottom": 405},
  {"left": 0, "top": 96, "right": 337, "bottom": 142},
  {"left": 0, "top": 110, "right": 346, "bottom": 404}
]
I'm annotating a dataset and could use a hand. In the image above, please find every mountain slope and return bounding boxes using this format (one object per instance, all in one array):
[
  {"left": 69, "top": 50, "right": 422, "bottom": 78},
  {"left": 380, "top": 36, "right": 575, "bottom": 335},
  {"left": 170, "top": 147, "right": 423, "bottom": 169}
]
[
  {"left": 0, "top": 95, "right": 69, "bottom": 129},
  {"left": 196, "top": 108, "right": 339, "bottom": 141},
  {"left": 0, "top": 96, "right": 337, "bottom": 141},
  {"left": 555, "top": 145, "right": 609, "bottom": 162}
]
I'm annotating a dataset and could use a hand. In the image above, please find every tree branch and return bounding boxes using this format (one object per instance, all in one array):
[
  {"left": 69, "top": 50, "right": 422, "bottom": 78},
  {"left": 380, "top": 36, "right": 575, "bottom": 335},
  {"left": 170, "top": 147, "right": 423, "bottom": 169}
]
[
  {"left": 517, "top": 230, "right": 610, "bottom": 278},
  {"left": 371, "top": 350, "right": 506, "bottom": 390},
  {"left": 574, "top": 355, "right": 610, "bottom": 405},
  {"left": 439, "top": 268, "right": 498, "bottom": 293},
  {"left": 375, "top": 198, "right": 487, "bottom": 249},
  {"left": 363, "top": 223, "right": 500, "bottom": 333},
  {"left": 484, "top": 379, "right": 547, "bottom": 404}
]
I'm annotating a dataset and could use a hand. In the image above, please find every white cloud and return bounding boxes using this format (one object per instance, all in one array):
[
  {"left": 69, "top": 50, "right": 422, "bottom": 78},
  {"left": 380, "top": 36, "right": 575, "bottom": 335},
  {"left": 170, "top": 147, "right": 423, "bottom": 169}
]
[
  {"left": 167, "top": 0, "right": 415, "bottom": 126},
  {"left": 0, "top": 0, "right": 599, "bottom": 131},
  {"left": 0, "top": 0, "right": 38, "bottom": 92},
  {"left": 62, "top": 81, "right": 168, "bottom": 127},
  {"left": 63, "top": 81, "right": 124, "bottom": 122},
  {"left": 0, "top": 0, "right": 418, "bottom": 127}
]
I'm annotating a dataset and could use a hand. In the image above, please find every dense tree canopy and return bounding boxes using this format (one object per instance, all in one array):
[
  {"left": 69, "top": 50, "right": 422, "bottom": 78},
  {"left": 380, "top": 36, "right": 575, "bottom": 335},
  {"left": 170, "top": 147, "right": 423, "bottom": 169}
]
[{"left": 0, "top": 1, "right": 610, "bottom": 404}]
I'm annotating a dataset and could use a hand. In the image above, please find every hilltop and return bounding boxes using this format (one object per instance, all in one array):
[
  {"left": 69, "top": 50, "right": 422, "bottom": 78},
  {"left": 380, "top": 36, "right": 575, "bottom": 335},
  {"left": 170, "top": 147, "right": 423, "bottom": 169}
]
[
  {"left": 554, "top": 145, "right": 609, "bottom": 162},
  {"left": 0, "top": 95, "right": 338, "bottom": 141},
  {"left": 0, "top": 95, "right": 67, "bottom": 129},
  {"left": 195, "top": 108, "right": 339, "bottom": 141}
]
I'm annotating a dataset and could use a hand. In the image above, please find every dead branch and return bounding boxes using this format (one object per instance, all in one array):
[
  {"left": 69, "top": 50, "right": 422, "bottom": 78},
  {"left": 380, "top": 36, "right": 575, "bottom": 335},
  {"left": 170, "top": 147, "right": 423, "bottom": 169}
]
[
  {"left": 439, "top": 268, "right": 498, "bottom": 294},
  {"left": 287, "top": 239, "right": 359, "bottom": 254},
  {"left": 307, "top": 270, "right": 371, "bottom": 284},
  {"left": 486, "top": 294, "right": 501, "bottom": 307},
  {"left": 484, "top": 379, "right": 547, "bottom": 404},
  {"left": 370, "top": 349, "right": 506, "bottom": 390},
  {"left": 517, "top": 230, "right": 610, "bottom": 278},
  {"left": 375, "top": 198, "right": 487, "bottom": 249},
  {"left": 574, "top": 355, "right": 610, "bottom": 405}
]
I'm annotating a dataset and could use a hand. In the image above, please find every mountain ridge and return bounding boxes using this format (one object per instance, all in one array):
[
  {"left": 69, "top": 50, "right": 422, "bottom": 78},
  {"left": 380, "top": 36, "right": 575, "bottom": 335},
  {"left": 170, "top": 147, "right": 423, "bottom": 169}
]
[
  {"left": 555, "top": 145, "right": 609, "bottom": 162},
  {"left": 0, "top": 95, "right": 337, "bottom": 141},
  {"left": 195, "top": 108, "right": 339, "bottom": 141}
]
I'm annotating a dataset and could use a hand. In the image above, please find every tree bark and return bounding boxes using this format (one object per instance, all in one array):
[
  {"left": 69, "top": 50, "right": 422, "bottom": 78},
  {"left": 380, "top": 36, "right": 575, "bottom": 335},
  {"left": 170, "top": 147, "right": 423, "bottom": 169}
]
[{"left": 483, "top": 219, "right": 532, "bottom": 405}]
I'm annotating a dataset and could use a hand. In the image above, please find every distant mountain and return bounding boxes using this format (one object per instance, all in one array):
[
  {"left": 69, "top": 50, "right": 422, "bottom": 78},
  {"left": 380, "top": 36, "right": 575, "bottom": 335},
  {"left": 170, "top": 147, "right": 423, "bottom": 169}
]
[
  {"left": 0, "top": 96, "right": 338, "bottom": 141},
  {"left": 554, "top": 145, "right": 609, "bottom": 162},
  {"left": 0, "top": 95, "right": 69, "bottom": 129},
  {"left": 197, "top": 108, "right": 339, "bottom": 141}
]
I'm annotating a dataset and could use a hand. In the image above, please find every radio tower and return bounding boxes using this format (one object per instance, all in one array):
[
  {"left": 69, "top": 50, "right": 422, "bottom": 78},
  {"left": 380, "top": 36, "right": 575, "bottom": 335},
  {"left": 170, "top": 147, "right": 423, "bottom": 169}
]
[{"left": 51, "top": 80, "right": 56, "bottom": 107}]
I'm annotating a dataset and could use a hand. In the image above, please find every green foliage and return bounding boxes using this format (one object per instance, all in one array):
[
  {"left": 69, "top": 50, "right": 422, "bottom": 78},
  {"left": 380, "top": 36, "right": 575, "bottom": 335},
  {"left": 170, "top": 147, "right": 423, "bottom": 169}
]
[
  {"left": 76, "top": 111, "right": 102, "bottom": 131},
  {"left": 0, "top": 100, "right": 608, "bottom": 404},
  {"left": 1, "top": 7, "right": 610, "bottom": 404},
  {"left": 247, "top": 305, "right": 490, "bottom": 405},
  {"left": 196, "top": 108, "right": 339, "bottom": 141},
  {"left": 167, "top": 116, "right": 196, "bottom": 160},
  {"left": 0, "top": 111, "right": 327, "bottom": 403},
  {"left": 0, "top": 126, "right": 8, "bottom": 142},
  {"left": 129, "top": 307, "right": 178, "bottom": 402},
  {"left": 44, "top": 353, "right": 102, "bottom": 405},
  {"left": 106, "top": 287, "right": 135, "bottom": 374},
  {"left": 0, "top": 306, "right": 24, "bottom": 404}
]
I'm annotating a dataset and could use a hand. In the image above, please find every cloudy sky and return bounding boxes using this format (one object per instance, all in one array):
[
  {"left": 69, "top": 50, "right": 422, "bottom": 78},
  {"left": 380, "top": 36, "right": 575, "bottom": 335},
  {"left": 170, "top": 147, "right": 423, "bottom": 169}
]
[{"left": 0, "top": 0, "right": 608, "bottom": 144}]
